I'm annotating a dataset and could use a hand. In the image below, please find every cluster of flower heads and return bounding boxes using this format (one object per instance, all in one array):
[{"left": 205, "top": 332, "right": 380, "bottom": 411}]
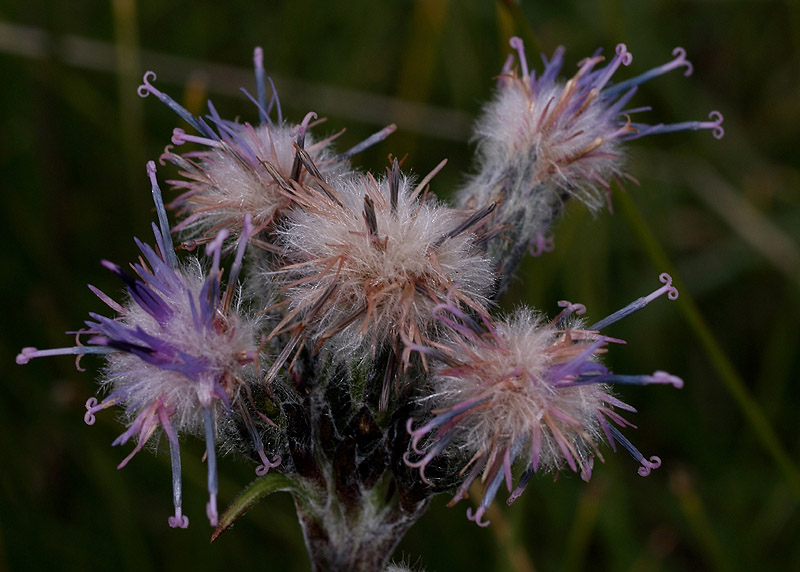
[
  {"left": 17, "top": 36, "right": 721, "bottom": 531},
  {"left": 404, "top": 274, "right": 683, "bottom": 526}
]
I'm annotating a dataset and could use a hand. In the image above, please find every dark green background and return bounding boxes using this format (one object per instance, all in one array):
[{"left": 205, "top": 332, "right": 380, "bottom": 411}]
[{"left": 2, "top": 1, "right": 799, "bottom": 570}]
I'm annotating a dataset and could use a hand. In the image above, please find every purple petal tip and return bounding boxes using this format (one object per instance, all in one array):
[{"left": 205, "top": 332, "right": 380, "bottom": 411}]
[
  {"left": 652, "top": 370, "right": 684, "bottom": 388},
  {"left": 16, "top": 347, "right": 37, "bottom": 365},
  {"left": 206, "top": 502, "right": 218, "bottom": 527}
]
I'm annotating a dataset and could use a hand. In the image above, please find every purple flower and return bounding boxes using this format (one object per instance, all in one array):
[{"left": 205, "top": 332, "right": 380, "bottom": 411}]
[
  {"left": 473, "top": 38, "right": 723, "bottom": 207},
  {"left": 263, "top": 159, "right": 496, "bottom": 404},
  {"left": 404, "top": 274, "right": 683, "bottom": 526},
  {"left": 456, "top": 39, "right": 724, "bottom": 293},
  {"left": 17, "top": 162, "right": 277, "bottom": 527},
  {"left": 138, "top": 48, "right": 396, "bottom": 248}
]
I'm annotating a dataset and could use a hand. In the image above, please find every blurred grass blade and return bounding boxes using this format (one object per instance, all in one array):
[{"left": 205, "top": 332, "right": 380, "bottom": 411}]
[
  {"left": 111, "top": 0, "right": 146, "bottom": 182},
  {"left": 497, "top": 0, "right": 541, "bottom": 53},
  {"left": 563, "top": 481, "right": 605, "bottom": 572},
  {"left": 615, "top": 188, "right": 800, "bottom": 501},
  {"left": 667, "top": 153, "right": 800, "bottom": 289},
  {"left": 670, "top": 470, "right": 733, "bottom": 572},
  {"left": 469, "top": 483, "right": 537, "bottom": 572}
]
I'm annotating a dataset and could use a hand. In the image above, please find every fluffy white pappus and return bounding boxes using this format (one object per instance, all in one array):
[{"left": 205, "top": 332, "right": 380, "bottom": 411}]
[
  {"left": 164, "top": 121, "right": 352, "bottom": 245},
  {"left": 274, "top": 168, "right": 495, "bottom": 359},
  {"left": 404, "top": 305, "right": 658, "bottom": 526},
  {"left": 100, "top": 258, "right": 261, "bottom": 434},
  {"left": 457, "top": 39, "right": 723, "bottom": 289},
  {"left": 470, "top": 80, "right": 626, "bottom": 210},
  {"left": 433, "top": 310, "right": 611, "bottom": 477},
  {"left": 460, "top": 40, "right": 642, "bottom": 216}
]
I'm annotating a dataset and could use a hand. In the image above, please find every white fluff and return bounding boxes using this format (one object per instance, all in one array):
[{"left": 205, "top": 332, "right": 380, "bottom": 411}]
[
  {"left": 101, "top": 259, "right": 260, "bottom": 434},
  {"left": 167, "top": 123, "right": 350, "bottom": 241},
  {"left": 276, "top": 173, "right": 494, "bottom": 356},
  {"left": 433, "top": 309, "right": 613, "bottom": 476}
]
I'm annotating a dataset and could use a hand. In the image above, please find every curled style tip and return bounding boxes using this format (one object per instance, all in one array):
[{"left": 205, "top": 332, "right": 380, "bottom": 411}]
[
  {"left": 158, "top": 145, "right": 173, "bottom": 166},
  {"left": 659, "top": 272, "right": 679, "bottom": 301},
  {"left": 466, "top": 507, "right": 491, "bottom": 528},
  {"left": 171, "top": 129, "right": 185, "bottom": 146},
  {"left": 638, "top": 455, "right": 662, "bottom": 477},
  {"left": 615, "top": 43, "right": 633, "bottom": 66},
  {"left": 401, "top": 452, "right": 433, "bottom": 486},
  {"left": 168, "top": 512, "right": 189, "bottom": 529},
  {"left": 528, "top": 234, "right": 555, "bottom": 257},
  {"left": 636, "top": 111, "right": 725, "bottom": 140},
  {"left": 593, "top": 43, "right": 633, "bottom": 93},
  {"left": 555, "top": 300, "right": 587, "bottom": 327},
  {"left": 707, "top": 111, "right": 725, "bottom": 139},
  {"left": 557, "top": 300, "right": 587, "bottom": 315},
  {"left": 137, "top": 71, "right": 158, "bottom": 98},
  {"left": 671, "top": 47, "right": 693, "bottom": 76},
  {"left": 171, "top": 128, "right": 219, "bottom": 148},
  {"left": 255, "top": 455, "right": 281, "bottom": 476},
  {"left": 297, "top": 111, "right": 318, "bottom": 140},
  {"left": 643, "top": 273, "right": 678, "bottom": 304},
  {"left": 84, "top": 397, "right": 99, "bottom": 425},
  {"left": 16, "top": 347, "right": 36, "bottom": 365}
]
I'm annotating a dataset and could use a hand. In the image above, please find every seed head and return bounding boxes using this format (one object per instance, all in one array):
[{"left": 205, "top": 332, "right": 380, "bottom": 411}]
[
  {"left": 468, "top": 38, "right": 724, "bottom": 208},
  {"left": 457, "top": 38, "right": 724, "bottom": 292},
  {"left": 138, "top": 48, "right": 396, "bottom": 248},
  {"left": 268, "top": 159, "right": 495, "bottom": 377},
  {"left": 17, "top": 163, "right": 278, "bottom": 527},
  {"left": 405, "top": 274, "right": 683, "bottom": 526}
]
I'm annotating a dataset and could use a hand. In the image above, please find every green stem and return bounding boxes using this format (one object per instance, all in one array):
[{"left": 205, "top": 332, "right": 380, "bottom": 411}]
[{"left": 294, "top": 486, "right": 429, "bottom": 572}]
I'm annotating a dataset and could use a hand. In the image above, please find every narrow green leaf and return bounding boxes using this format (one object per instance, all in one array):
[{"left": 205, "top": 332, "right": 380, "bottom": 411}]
[{"left": 211, "top": 472, "right": 296, "bottom": 543}]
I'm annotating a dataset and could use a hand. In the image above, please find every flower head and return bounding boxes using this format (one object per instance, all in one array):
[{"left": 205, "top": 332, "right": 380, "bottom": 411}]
[
  {"left": 404, "top": 274, "right": 683, "bottom": 526},
  {"left": 474, "top": 38, "right": 724, "bottom": 207},
  {"left": 457, "top": 38, "right": 724, "bottom": 293},
  {"left": 17, "top": 162, "right": 278, "bottom": 527},
  {"left": 265, "top": 159, "right": 495, "bottom": 393},
  {"left": 138, "top": 47, "right": 396, "bottom": 247}
]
